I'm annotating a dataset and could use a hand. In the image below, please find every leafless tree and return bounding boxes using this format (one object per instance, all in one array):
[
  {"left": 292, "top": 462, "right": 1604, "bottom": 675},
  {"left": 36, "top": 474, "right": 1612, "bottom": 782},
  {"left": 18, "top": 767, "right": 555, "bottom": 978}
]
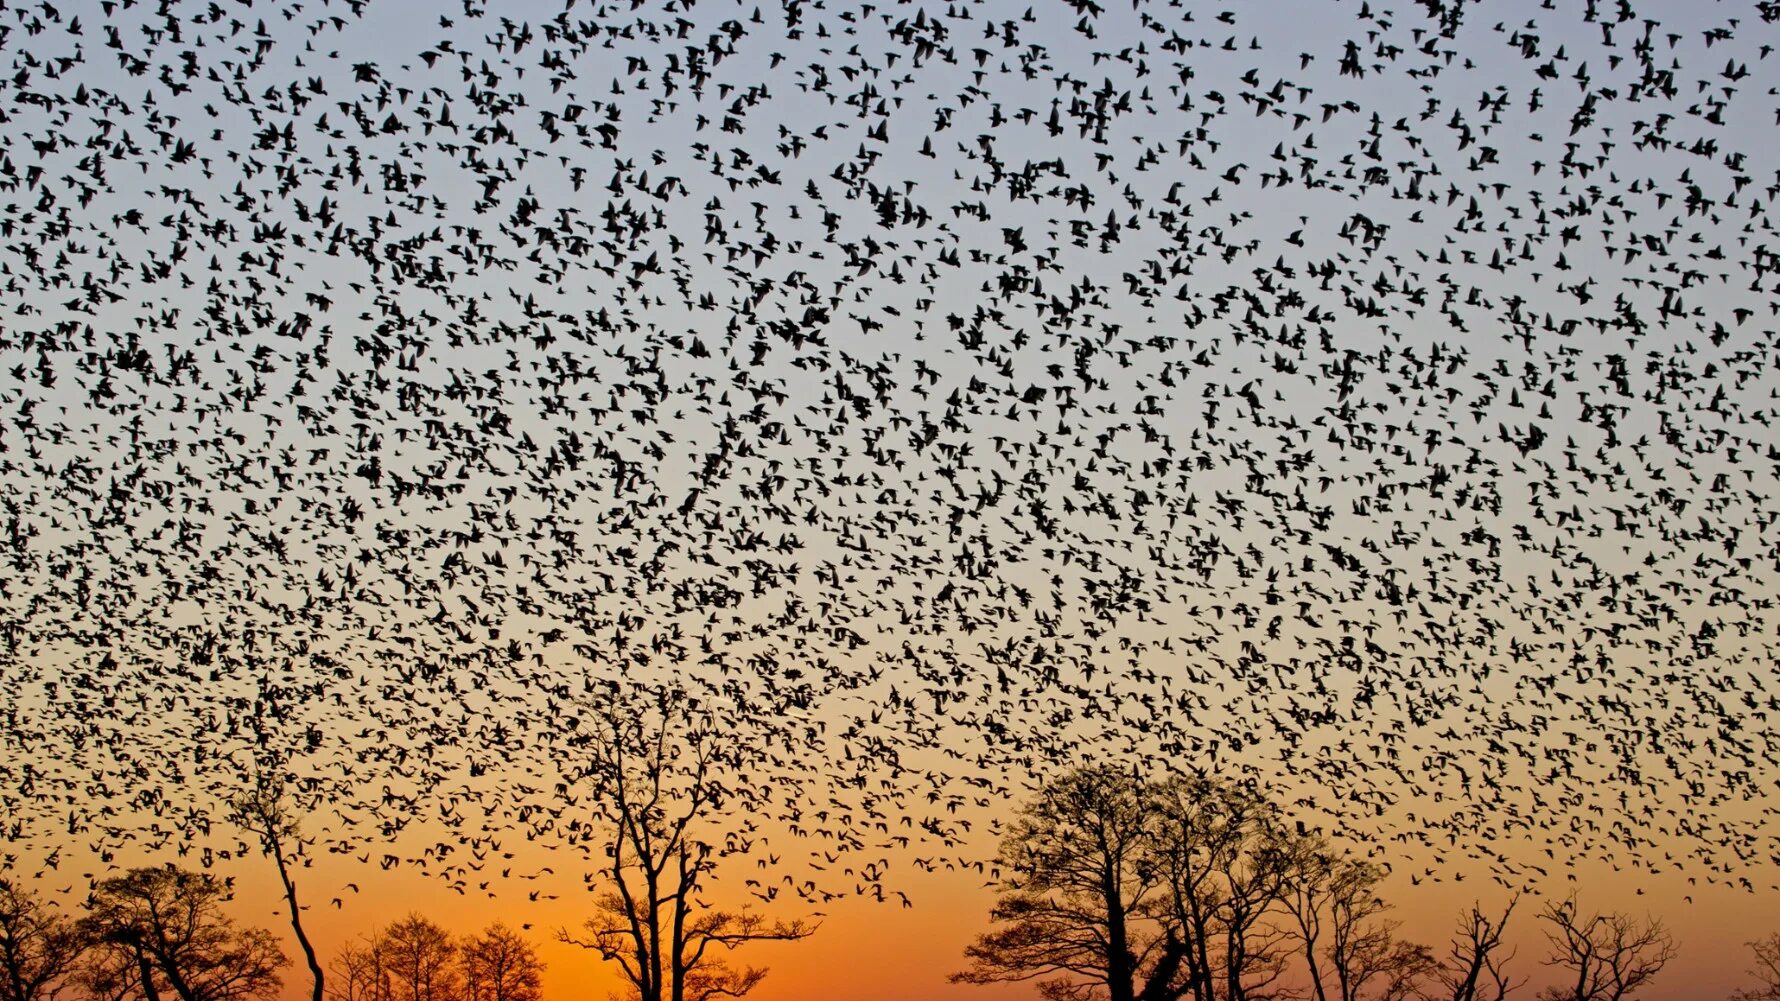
[
  {"left": 1280, "top": 837, "right": 1338, "bottom": 1001},
  {"left": 324, "top": 937, "right": 390, "bottom": 1001},
  {"left": 228, "top": 759, "right": 324, "bottom": 1001},
  {"left": 952, "top": 763, "right": 1181, "bottom": 1001},
  {"left": 375, "top": 916, "right": 459, "bottom": 1001},
  {"left": 1429, "top": 899, "right": 1522, "bottom": 1001},
  {"left": 458, "top": 924, "right": 542, "bottom": 1001},
  {"left": 77, "top": 868, "right": 286, "bottom": 1001},
  {"left": 0, "top": 879, "right": 86, "bottom": 1001},
  {"left": 1731, "top": 933, "right": 1780, "bottom": 1001},
  {"left": 1281, "top": 843, "right": 1431, "bottom": 1001},
  {"left": 558, "top": 681, "right": 814, "bottom": 1001},
  {"left": 1162, "top": 776, "right": 1295, "bottom": 1001},
  {"left": 1537, "top": 896, "right": 1674, "bottom": 1001},
  {"left": 1148, "top": 773, "right": 1296, "bottom": 1001},
  {"left": 1212, "top": 821, "right": 1292, "bottom": 1001}
]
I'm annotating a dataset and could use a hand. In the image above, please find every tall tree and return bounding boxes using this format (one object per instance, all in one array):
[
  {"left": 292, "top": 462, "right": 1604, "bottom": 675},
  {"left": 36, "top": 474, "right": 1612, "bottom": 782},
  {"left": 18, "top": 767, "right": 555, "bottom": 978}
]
[
  {"left": 0, "top": 879, "right": 85, "bottom": 1001},
  {"left": 228, "top": 758, "right": 324, "bottom": 1001},
  {"left": 952, "top": 764, "right": 1183, "bottom": 1001},
  {"left": 1150, "top": 775, "right": 1293, "bottom": 1001},
  {"left": 1209, "top": 813, "right": 1291, "bottom": 1001},
  {"left": 78, "top": 868, "right": 286, "bottom": 1001},
  {"left": 458, "top": 924, "right": 542, "bottom": 1001},
  {"left": 1536, "top": 896, "right": 1674, "bottom": 1001},
  {"left": 558, "top": 681, "right": 813, "bottom": 1001}
]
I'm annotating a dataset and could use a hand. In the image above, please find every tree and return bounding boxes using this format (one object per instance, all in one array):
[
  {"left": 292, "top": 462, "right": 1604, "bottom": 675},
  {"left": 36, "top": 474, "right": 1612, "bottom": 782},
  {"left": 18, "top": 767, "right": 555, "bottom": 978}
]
[
  {"left": 951, "top": 764, "right": 1180, "bottom": 1001},
  {"left": 559, "top": 681, "right": 814, "bottom": 1001},
  {"left": 1537, "top": 896, "right": 1674, "bottom": 1001},
  {"left": 1280, "top": 842, "right": 1431, "bottom": 1001},
  {"left": 458, "top": 924, "right": 542, "bottom": 1001},
  {"left": 78, "top": 868, "right": 285, "bottom": 1001},
  {"left": 376, "top": 916, "right": 458, "bottom": 1001},
  {"left": 956, "top": 767, "right": 1327, "bottom": 1001},
  {"left": 325, "top": 937, "right": 389, "bottom": 1001},
  {"left": 0, "top": 879, "right": 86, "bottom": 1001},
  {"left": 1206, "top": 814, "right": 1291, "bottom": 1001},
  {"left": 228, "top": 760, "right": 325, "bottom": 1001},
  {"left": 1429, "top": 900, "right": 1521, "bottom": 1001},
  {"left": 1732, "top": 933, "right": 1780, "bottom": 1001},
  {"left": 1149, "top": 774, "right": 1294, "bottom": 1001}
]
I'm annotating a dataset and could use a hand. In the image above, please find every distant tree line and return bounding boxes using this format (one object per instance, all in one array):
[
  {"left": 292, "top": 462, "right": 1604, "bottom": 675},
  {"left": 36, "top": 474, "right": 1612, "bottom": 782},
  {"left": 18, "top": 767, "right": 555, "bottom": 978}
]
[
  {"left": 327, "top": 915, "right": 541, "bottom": 1001},
  {"left": 951, "top": 764, "right": 1756, "bottom": 1001}
]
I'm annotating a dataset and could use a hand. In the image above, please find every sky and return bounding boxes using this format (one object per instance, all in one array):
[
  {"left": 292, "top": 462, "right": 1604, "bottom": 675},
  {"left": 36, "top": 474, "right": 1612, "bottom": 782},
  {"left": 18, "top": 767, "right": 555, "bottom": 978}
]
[{"left": 1, "top": 0, "right": 1779, "bottom": 999}]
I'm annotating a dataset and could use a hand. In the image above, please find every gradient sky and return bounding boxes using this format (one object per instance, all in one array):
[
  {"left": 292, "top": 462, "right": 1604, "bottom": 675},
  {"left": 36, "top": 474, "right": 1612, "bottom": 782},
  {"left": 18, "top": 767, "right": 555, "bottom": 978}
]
[{"left": 2, "top": 0, "right": 1779, "bottom": 999}]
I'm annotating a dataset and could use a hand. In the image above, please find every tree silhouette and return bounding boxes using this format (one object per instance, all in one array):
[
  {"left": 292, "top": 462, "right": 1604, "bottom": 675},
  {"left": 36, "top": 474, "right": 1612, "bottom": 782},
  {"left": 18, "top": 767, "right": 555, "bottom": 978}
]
[
  {"left": 0, "top": 879, "right": 85, "bottom": 1001},
  {"left": 1281, "top": 841, "right": 1431, "bottom": 1001},
  {"left": 458, "top": 924, "right": 542, "bottom": 1001},
  {"left": 1536, "top": 896, "right": 1673, "bottom": 1001},
  {"left": 557, "top": 681, "right": 813, "bottom": 1001},
  {"left": 1148, "top": 773, "right": 1294, "bottom": 1001},
  {"left": 374, "top": 916, "right": 459, "bottom": 1001},
  {"left": 1732, "top": 933, "right": 1780, "bottom": 1001},
  {"left": 1429, "top": 899, "right": 1522, "bottom": 1001},
  {"left": 324, "top": 937, "right": 389, "bottom": 1001},
  {"left": 952, "top": 764, "right": 1182, "bottom": 1001},
  {"left": 77, "top": 868, "right": 285, "bottom": 1001},
  {"left": 228, "top": 760, "right": 324, "bottom": 1001}
]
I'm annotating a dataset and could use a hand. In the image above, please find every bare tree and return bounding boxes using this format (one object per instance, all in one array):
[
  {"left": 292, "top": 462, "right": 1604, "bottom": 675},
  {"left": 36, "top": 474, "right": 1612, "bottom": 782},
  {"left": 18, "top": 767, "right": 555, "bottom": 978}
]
[
  {"left": 1280, "top": 837, "right": 1338, "bottom": 1001},
  {"left": 1537, "top": 896, "right": 1674, "bottom": 1001},
  {"left": 1281, "top": 843, "right": 1431, "bottom": 1001},
  {"left": 1429, "top": 899, "right": 1521, "bottom": 1001},
  {"left": 1732, "top": 933, "right": 1780, "bottom": 1001},
  {"left": 325, "top": 938, "right": 390, "bottom": 1001},
  {"left": 558, "top": 681, "right": 814, "bottom": 1001},
  {"left": 1149, "top": 774, "right": 1294, "bottom": 1001},
  {"left": 77, "top": 868, "right": 286, "bottom": 1001},
  {"left": 375, "top": 916, "right": 458, "bottom": 1001},
  {"left": 458, "top": 924, "right": 542, "bottom": 1001},
  {"left": 951, "top": 763, "right": 1181, "bottom": 1001},
  {"left": 1212, "top": 820, "right": 1292, "bottom": 1001},
  {"left": 228, "top": 759, "right": 324, "bottom": 1001},
  {"left": 0, "top": 879, "right": 86, "bottom": 1001}
]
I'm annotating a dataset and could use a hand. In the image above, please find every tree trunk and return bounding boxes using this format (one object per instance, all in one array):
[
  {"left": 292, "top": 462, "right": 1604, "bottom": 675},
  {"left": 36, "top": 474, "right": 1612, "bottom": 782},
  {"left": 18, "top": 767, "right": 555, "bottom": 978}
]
[
  {"left": 136, "top": 951, "right": 164, "bottom": 1001},
  {"left": 1102, "top": 856, "right": 1135, "bottom": 1001},
  {"left": 268, "top": 830, "right": 326, "bottom": 1001}
]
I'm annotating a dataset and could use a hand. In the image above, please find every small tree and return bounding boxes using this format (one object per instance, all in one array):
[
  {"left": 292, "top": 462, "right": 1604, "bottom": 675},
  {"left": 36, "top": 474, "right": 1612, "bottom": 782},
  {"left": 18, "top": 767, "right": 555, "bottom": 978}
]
[
  {"left": 325, "top": 937, "right": 389, "bottom": 1001},
  {"left": 0, "top": 879, "right": 86, "bottom": 1001},
  {"left": 1537, "top": 896, "right": 1674, "bottom": 1001},
  {"left": 376, "top": 916, "right": 459, "bottom": 1001},
  {"left": 1281, "top": 844, "right": 1431, "bottom": 1001},
  {"left": 1431, "top": 899, "right": 1521, "bottom": 1001},
  {"left": 559, "top": 681, "right": 814, "bottom": 1001},
  {"left": 78, "top": 867, "right": 286, "bottom": 1001},
  {"left": 1732, "top": 933, "right": 1780, "bottom": 1001},
  {"left": 458, "top": 924, "right": 542, "bottom": 1001}
]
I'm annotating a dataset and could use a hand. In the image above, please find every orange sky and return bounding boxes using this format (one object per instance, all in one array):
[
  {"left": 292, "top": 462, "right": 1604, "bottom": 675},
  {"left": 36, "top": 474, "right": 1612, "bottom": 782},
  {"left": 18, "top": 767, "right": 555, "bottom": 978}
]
[{"left": 20, "top": 806, "right": 1778, "bottom": 1001}]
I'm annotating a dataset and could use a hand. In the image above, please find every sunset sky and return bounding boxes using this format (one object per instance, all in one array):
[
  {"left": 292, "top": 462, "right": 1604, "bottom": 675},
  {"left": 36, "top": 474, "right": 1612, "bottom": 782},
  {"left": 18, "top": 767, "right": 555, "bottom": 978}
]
[{"left": 2, "top": 0, "right": 1778, "bottom": 999}]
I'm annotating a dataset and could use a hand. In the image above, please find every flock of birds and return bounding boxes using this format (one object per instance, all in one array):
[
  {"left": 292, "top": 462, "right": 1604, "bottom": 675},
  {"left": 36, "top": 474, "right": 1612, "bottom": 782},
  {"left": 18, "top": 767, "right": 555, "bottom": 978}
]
[{"left": 0, "top": 0, "right": 1777, "bottom": 911}]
